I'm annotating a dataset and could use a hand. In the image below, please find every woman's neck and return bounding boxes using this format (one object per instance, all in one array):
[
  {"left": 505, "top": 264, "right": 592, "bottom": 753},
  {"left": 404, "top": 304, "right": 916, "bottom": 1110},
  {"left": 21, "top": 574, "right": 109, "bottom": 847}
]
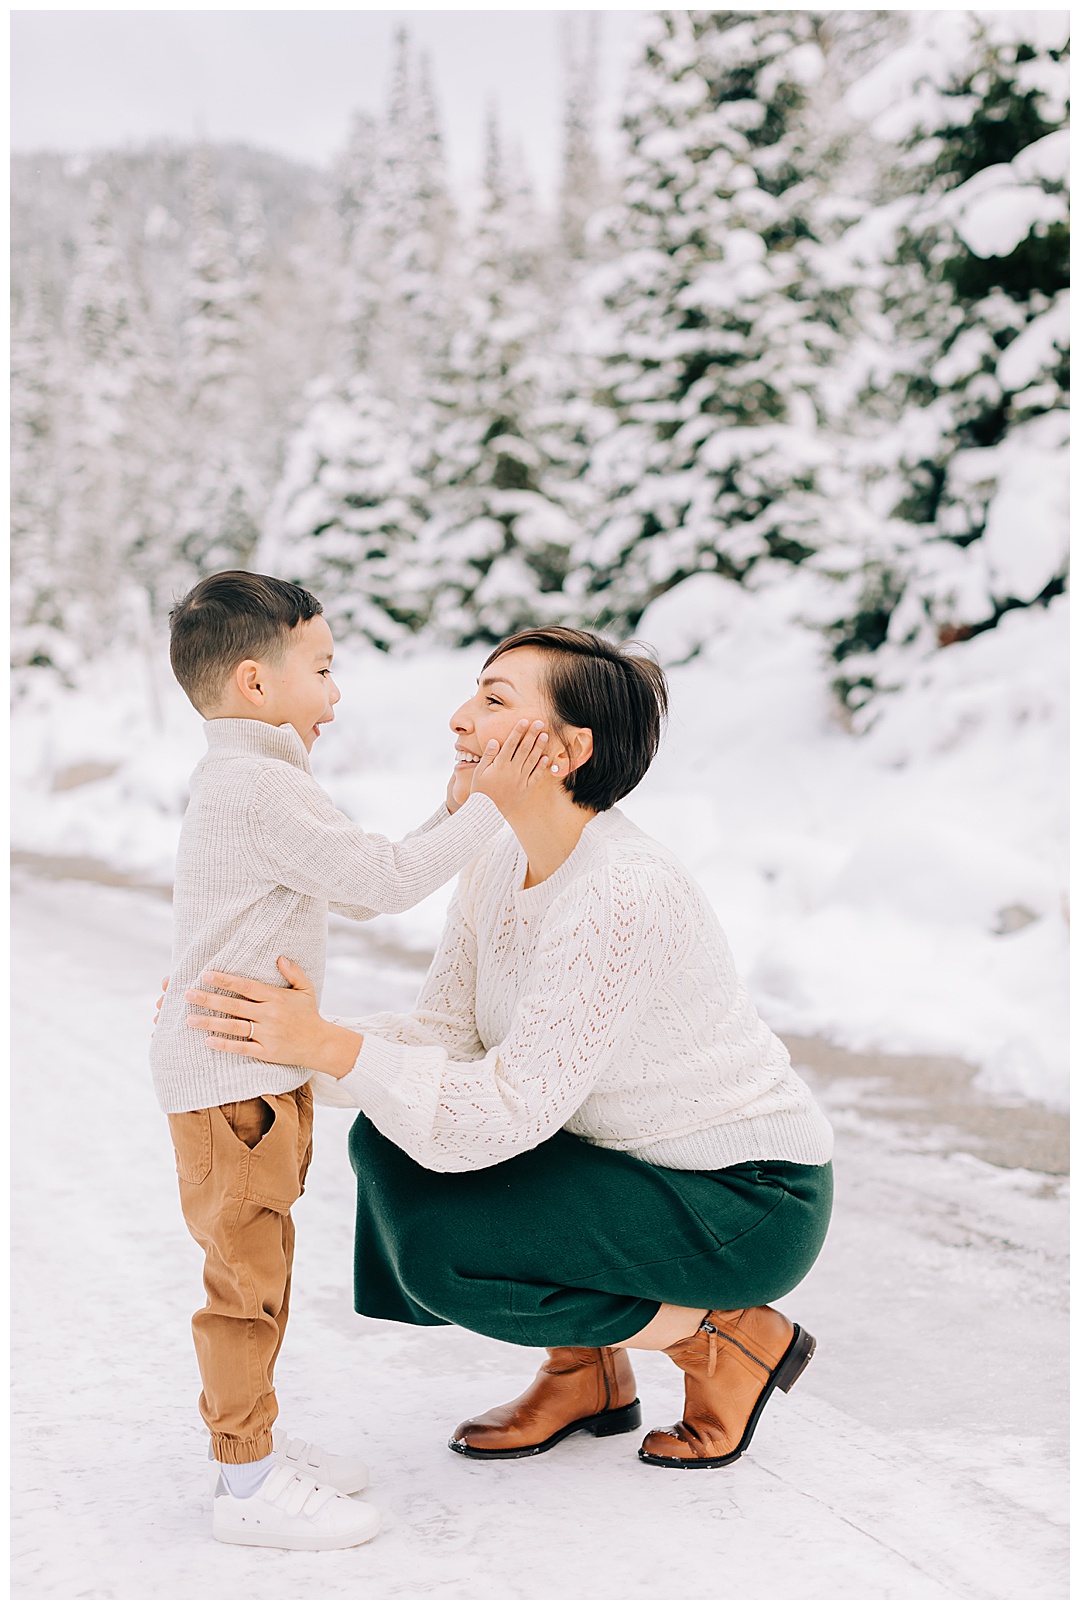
[{"left": 500, "top": 790, "right": 599, "bottom": 889}]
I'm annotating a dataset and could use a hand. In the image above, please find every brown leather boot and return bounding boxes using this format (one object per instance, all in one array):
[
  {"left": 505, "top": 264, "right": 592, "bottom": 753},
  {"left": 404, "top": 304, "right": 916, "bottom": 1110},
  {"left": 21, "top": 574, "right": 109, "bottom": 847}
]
[
  {"left": 639, "top": 1305, "right": 815, "bottom": 1469},
  {"left": 449, "top": 1346, "right": 641, "bottom": 1460}
]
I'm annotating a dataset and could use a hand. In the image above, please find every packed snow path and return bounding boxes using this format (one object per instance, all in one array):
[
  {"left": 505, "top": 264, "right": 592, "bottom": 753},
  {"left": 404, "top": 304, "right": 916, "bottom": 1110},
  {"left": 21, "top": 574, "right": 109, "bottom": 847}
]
[{"left": 12, "top": 873, "right": 1068, "bottom": 1601}]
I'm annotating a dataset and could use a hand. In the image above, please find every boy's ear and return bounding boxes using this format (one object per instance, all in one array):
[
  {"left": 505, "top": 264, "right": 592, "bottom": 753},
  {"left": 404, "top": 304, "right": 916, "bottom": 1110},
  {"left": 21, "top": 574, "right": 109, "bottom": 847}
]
[{"left": 233, "top": 659, "right": 266, "bottom": 707}]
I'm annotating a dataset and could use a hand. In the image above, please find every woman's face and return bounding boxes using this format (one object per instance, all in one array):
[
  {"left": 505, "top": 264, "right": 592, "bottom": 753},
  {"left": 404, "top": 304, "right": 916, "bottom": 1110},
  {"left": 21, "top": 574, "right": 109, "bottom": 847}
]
[{"left": 449, "top": 646, "right": 557, "bottom": 806}]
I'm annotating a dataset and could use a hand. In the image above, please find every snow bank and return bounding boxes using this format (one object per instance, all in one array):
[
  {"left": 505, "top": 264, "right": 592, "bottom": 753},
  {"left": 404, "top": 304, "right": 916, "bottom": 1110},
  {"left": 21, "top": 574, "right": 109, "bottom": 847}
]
[
  {"left": 633, "top": 577, "right": 1068, "bottom": 1108},
  {"left": 10, "top": 589, "right": 1068, "bottom": 1108}
]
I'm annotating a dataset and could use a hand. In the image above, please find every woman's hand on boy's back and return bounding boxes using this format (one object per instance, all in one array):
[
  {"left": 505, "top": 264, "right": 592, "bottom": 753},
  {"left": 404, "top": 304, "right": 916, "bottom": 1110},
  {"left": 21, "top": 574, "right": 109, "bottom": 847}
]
[
  {"left": 469, "top": 719, "right": 552, "bottom": 817},
  {"left": 184, "top": 956, "right": 363, "bottom": 1078}
]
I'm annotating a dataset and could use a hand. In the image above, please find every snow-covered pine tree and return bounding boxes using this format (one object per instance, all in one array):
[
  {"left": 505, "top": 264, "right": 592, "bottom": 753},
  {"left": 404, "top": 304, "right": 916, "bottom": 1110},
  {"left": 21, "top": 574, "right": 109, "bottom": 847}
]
[
  {"left": 406, "top": 108, "right": 580, "bottom": 643},
  {"left": 52, "top": 180, "right": 164, "bottom": 655},
  {"left": 260, "top": 32, "right": 457, "bottom": 645},
  {"left": 172, "top": 147, "right": 266, "bottom": 586},
  {"left": 336, "top": 110, "right": 377, "bottom": 236},
  {"left": 537, "top": 14, "right": 619, "bottom": 571},
  {"left": 568, "top": 10, "right": 853, "bottom": 635},
  {"left": 10, "top": 269, "right": 69, "bottom": 670},
  {"left": 258, "top": 374, "right": 429, "bottom": 649},
  {"left": 235, "top": 182, "right": 267, "bottom": 283},
  {"left": 334, "top": 110, "right": 379, "bottom": 362},
  {"left": 346, "top": 30, "right": 456, "bottom": 401},
  {"left": 416, "top": 54, "right": 456, "bottom": 281},
  {"left": 559, "top": 14, "right": 604, "bottom": 264},
  {"left": 827, "top": 11, "right": 1069, "bottom": 712}
]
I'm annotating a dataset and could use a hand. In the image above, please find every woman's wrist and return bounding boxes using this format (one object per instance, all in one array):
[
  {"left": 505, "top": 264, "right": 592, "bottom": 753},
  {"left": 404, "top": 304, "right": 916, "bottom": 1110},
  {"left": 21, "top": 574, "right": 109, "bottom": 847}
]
[{"left": 314, "top": 1019, "right": 364, "bottom": 1079}]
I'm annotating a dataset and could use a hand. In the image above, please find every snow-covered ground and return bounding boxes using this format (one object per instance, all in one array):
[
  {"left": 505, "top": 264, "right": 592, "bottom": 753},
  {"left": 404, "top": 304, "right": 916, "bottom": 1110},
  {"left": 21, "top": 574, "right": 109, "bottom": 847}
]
[
  {"left": 10, "top": 871, "right": 1068, "bottom": 1599},
  {"left": 11, "top": 585, "right": 1069, "bottom": 1107}
]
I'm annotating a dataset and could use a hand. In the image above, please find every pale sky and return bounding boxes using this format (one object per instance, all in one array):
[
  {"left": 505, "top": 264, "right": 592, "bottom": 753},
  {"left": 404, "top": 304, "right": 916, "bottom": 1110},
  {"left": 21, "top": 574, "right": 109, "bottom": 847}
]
[{"left": 10, "top": 10, "right": 653, "bottom": 200}]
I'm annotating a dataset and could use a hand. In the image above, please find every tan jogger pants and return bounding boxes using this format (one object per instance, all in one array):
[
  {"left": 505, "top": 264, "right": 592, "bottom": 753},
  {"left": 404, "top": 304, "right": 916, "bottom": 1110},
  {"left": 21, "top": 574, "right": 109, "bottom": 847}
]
[{"left": 167, "top": 1085, "right": 314, "bottom": 1464}]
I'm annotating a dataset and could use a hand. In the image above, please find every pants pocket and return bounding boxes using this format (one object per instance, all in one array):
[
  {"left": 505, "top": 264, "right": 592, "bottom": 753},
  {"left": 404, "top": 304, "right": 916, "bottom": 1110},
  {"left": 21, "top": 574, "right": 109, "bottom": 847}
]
[
  {"left": 241, "top": 1090, "right": 310, "bottom": 1213},
  {"left": 168, "top": 1109, "right": 212, "bottom": 1185},
  {"left": 221, "top": 1096, "right": 275, "bottom": 1151}
]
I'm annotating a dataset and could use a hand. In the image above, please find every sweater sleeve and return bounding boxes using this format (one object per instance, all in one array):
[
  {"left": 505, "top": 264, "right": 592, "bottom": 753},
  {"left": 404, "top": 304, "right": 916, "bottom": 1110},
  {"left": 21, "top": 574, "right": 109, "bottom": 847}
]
[
  {"left": 327, "top": 802, "right": 459, "bottom": 922},
  {"left": 239, "top": 770, "right": 502, "bottom": 915},
  {"left": 313, "top": 862, "right": 688, "bottom": 1170}
]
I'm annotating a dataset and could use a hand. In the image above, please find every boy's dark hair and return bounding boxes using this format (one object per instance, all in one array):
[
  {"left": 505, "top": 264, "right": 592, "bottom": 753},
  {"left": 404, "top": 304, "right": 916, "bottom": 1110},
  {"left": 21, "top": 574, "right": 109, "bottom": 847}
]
[
  {"left": 483, "top": 626, "right": 668, "bottom": 813},
  {"left": 169, "top": 570, "right": 323, "bottom": 714}
]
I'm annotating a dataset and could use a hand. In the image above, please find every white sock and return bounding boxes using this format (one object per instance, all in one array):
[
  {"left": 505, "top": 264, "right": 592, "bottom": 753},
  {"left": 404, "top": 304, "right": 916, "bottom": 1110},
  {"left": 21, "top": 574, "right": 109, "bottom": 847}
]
[{"left": 217, "top": 1452, "right": 276, "bottom": 1498}]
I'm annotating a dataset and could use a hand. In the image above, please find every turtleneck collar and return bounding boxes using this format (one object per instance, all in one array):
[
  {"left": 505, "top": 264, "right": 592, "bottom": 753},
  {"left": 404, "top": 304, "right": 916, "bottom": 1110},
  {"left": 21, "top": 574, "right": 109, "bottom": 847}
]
[{"left": 202, "top": 718, "right": 312, "bottom": 775}]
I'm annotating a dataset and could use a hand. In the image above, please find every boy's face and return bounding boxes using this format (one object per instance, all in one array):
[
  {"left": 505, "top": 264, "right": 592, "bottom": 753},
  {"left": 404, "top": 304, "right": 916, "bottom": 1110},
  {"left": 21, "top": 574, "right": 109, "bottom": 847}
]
[{"left": 257, "top": 615, "right": 340, "bottom": 751}]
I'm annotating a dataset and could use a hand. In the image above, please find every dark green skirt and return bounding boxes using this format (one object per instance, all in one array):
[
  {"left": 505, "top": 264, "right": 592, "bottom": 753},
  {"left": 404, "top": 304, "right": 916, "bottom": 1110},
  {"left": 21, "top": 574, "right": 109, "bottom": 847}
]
[{"left": 348, "top": 1115, "right": 832, "bottom": 1348}]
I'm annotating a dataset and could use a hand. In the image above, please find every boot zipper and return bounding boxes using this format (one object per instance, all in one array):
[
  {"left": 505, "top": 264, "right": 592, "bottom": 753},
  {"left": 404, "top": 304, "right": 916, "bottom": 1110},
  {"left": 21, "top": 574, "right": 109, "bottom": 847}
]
[
  {"left": 599, "top": 1348, "right": 614, "bottom": 1411},
  {"left": 699, "top": 1319, "right": 770, "bottom": 1378}
]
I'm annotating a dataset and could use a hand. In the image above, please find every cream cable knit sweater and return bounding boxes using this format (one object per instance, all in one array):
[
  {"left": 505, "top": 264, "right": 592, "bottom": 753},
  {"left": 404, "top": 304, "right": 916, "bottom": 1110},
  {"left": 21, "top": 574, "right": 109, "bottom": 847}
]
[
  {"left": 312, "top": 808, "right": 834, "bottom": 1173},
  {"left": 150, "top": 718, "right": 502, "bottom": 1114}
]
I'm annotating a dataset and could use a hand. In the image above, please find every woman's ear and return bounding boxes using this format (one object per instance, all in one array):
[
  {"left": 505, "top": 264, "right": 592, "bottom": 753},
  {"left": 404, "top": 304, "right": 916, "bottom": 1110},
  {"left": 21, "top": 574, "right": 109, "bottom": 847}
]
[{"left": 563, "top": 727, "right": 594, "bottom": 775}]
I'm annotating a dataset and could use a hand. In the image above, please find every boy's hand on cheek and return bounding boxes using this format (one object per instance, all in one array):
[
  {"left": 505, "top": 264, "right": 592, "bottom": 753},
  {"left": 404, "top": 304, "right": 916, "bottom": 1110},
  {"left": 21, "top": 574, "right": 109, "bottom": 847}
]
[{"left": 470, "top": 720, "right": 553, "bottom": 815}]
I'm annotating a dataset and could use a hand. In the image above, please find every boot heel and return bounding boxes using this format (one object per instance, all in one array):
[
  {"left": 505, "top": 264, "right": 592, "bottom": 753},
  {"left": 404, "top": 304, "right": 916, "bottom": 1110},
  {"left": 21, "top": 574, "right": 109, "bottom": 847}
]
[
  {"left": 591, "top": 1399, "right": 642, "bottom": 1437},
  {"left": 774, "top": 1326, "right": 815, "bottom": 1394}
]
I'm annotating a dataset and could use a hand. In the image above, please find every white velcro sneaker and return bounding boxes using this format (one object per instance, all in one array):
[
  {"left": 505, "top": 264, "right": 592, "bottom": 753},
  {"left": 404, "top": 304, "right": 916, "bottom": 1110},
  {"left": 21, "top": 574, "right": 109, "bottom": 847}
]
[
  {"left": 275, "top": 1431, "right": 370, "bottom": 1494},
  {"left": 213, "top": 1465, "right": 380, "bottom": 1550}
]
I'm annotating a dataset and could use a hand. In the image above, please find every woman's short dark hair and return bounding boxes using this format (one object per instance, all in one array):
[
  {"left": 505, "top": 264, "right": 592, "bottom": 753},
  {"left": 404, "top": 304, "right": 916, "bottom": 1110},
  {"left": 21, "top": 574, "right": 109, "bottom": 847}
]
[
  {"left": 169, "top": 570, "right": 323, "bottom": 713},
  {"left": 483, "top": 626, "right": 668, "bottom": 812}
]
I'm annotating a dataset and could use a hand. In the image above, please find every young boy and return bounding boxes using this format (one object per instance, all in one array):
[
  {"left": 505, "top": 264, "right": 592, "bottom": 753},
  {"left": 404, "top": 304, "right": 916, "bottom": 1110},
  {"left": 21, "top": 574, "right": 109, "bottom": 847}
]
[{"left": 151, "top": 571, "right": 549, "bottom": 1551}]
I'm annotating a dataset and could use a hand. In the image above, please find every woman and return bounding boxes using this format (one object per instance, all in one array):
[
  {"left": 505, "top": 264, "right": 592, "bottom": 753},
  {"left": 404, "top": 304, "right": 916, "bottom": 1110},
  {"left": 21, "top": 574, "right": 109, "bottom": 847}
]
[{"left": 186, "top": 626, "right": 833, "bottom": 1470}]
